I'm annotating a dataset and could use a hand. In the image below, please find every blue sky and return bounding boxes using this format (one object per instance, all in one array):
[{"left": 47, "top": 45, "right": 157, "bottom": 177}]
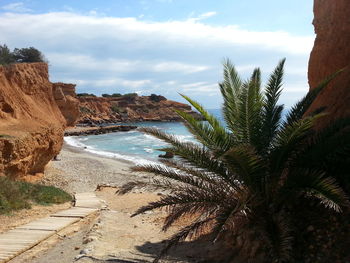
[{"left": 0, "top": 0, "right": 315, "bottom": 108}]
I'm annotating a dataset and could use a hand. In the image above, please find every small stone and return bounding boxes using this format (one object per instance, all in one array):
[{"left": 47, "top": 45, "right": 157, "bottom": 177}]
[
  {"left": 80, "top": 248, "right": 90, "bottom": 255},
  {"left": 74, "top": 246, "right": 80, "bottom": 250}
]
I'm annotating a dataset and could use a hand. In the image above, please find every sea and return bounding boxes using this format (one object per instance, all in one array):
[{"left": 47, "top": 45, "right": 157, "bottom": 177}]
[{"left": 64, "top": 109, "right": 222, "bottom": 165}]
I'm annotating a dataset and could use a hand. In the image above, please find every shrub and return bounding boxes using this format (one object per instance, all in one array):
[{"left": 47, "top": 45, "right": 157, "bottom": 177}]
[
  {"left": 12, "top": 47, "right": 46, "bottom": 63},
  {"left": 0, "top": 177, "right": 72, "bottom": 214},
  {"left": 0, "top": 45, "right": 15, "bottom": 65},
  {"left": 132, "top": 59, "right": 350, "bottom": 262},
  {"left": 122, "top": 93, "right": 138, "bottom": 98},
  {"left": 102, "top": 93, "right": 122, "bottom": 98},
  {"left": 77, "top": 93, "right": 96, "bottom": 97}
]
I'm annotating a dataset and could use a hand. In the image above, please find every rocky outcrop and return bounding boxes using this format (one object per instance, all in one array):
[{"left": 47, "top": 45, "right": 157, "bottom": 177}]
[
  {"left": 64, "top": 125, "right": 137, "bottom": 136},
  {"left": 53, "top": 82, "right": 80, "bottom": 127},
  {"left": 307, "top": 0, "right": 350, "bottom": 126},
  {"left": 78, "top": 94, "right": 201, "bottom": 125},
  {"left": 0, "top": 63, "right": 66, "bottom": 178}
]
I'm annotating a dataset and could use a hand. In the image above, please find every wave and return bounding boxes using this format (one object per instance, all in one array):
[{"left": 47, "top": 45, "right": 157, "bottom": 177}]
[{"left": 64, "top": 136, "right": 159, "bottom": 166}]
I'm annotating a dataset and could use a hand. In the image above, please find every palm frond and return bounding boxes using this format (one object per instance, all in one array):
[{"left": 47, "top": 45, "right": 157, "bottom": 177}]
[
  {"left": 284, "top": 68, "right": 344, "bottom": 126},
  {"left": 132, "top": 164, "right": 210, "bottom": 190},
  {"left": 224, "top": 145, "right": 266, "bottom": 193},
  {"left": 259, "top": 59, "right": 286, "bottom": 153},
  {"left": 220, "top": 59, "right": 243, "bottom": 134},
  {"left": 175, "top": 108, "right": 234, "bottom": 156},
  {"left": 270, "top": 114, "right": 324, "bottom": 173},
  {"left": 279, "top": 169, "right": 349, "bottom": 212}
]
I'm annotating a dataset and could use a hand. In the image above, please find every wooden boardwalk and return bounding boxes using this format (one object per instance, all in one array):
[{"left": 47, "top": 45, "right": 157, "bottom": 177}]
[{"left": 0, "top": 192, "right": 101, "bottom": 263}]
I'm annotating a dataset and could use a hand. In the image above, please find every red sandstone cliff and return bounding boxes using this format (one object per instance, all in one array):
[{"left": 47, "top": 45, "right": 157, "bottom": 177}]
[
  {"left": 53, "top": 82, "right": 80, "bottom": 127},
  {"left": 0, "top": 63, "right": 78, "bottom": 178},
  {"left": 308, "top": 0, "right": 350, "bottom": 125},
  {"left": 78, "top": 94, "right": 201, "bottom": 124}
]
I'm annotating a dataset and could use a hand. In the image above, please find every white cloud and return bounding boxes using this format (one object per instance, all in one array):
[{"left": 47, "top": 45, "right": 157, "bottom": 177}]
[
  {"left": 0, "top": 11, "right": 314, "bottom": 107},
  {"left": 152, "top": 62, "right": 209, "bottom": 73},
  {"left": 47, "top": 53, "right": 209, "bottom": 74},
  {"left": 189, "top": 11, "right": 217, "bottom": 22},
  {"left": 1, "top": 2, "right": 32, "bottom": 13},
  {"left": 180, "top": 82, "right": 218, "bottom": 95},
  {"left": 0, "top": 12, "right": 313, "bottom": 55}
]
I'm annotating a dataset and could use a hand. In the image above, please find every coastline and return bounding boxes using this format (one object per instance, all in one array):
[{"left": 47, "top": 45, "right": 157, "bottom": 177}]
[{"left": 41, "top": 142, "right": 152, "bottom": 194}]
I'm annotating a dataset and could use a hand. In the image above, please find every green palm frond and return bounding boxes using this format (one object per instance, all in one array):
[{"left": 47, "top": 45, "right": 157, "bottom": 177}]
[
  {"left": 224, "top": 145, "right": 266, "bottom": 193},
  {"left": 284, "top": 68, "right": 344, "bottom": 126},
  {"left": 280, "top": 169, "right": 349, "bottom": 212},
  {"left": 133, "top": 59, "right": 349, "bottom": 262},
  {"left": 175, "top": 108, "right": 234, "bottom": 156},
  {"left": 296, "top": 118, "right": 350, "bottom": 171},
  {"left": 220, "top": 59, "right": 243, "bottom": 134},
  {"left": 270, "top": 114, "right": 324, "bottom": 174},
  {"left": 259, "top": 58, "right": 285, "bottom": 153},
  {"left": 132, "top": 164, "right": 210, "bottom": 190}
]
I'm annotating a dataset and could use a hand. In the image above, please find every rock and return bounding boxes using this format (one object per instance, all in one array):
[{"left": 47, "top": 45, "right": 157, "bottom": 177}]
[
  {"left": 158, "top": 151, "right": 174, "bottom": 159},
  {"left": 307, "top": 0, "right": 350, "bottom": 127},
  {"left": 0, "top": 63, "right": 65, "bottom": 179},
  {"left": 64, "top": 125, "right": 137, "bottom": 136},
  {"left": 76, "top": 94, "right": 202, "bottom": 124},
  {"left": 53, "top": 83, "right": 80, "bottom": 127}
]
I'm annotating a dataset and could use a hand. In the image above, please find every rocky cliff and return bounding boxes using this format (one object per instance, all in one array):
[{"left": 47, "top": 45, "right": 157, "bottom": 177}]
[
  {"left": 78, "top": 94, "right": 201, "bottom": 125},
  {"left": 53, "top": 82, "right": 80, "bottom": 127},
  {"left": 0, "top": 63, "right": 77, "bottom": 179},
  {"left": 308, "top": 0, "right": 350, "bottom": 125}
]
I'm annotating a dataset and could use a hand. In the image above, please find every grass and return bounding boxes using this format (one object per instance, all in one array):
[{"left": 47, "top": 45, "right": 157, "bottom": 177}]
[{"left": 0, "top": 176, "right": 72, "bottom": 214}]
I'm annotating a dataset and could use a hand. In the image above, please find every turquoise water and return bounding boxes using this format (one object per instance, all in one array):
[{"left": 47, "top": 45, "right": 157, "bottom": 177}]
[{"left": 65, "top": 109, "right": 222, "bottom": 164}]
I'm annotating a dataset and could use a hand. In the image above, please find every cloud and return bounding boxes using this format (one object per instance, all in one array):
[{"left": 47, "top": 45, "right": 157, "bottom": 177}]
[
  {"left": 0, "top": 11, "right": 314, "bottom": 107},
  {"left": 1, "top": 2, "right": 32, "bottom": 13},
  {"left": 189, "top": 11, "right": 217, "bottom": 22}
]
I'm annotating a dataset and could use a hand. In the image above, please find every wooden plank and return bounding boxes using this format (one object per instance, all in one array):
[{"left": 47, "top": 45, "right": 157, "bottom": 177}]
[
  {"left": 16, "top": 217, "right": 78, "bottom": 231},
  {"left": 75, "top": 199, "right": 101, "bottom": 208},
  {"left": 50, "top": 207, "right": 97, "bottom": 218},
  {"left": 75, "top": 192, "right": 97, "bottom": 199},
  {"left": 0, "top": 229, "right": 54, "bottom": 263}
]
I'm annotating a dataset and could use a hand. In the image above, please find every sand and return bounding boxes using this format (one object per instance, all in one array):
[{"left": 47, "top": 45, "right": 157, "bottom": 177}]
[
  {"left": 40, "top": 143, "right": 155, "bottom": 194},
  {"left": 6, "top": 143, "right": 206, "bottom": 263}
]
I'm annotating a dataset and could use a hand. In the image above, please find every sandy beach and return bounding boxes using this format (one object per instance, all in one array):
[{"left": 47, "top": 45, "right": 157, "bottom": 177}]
[
  {"left": 41, "top": 142, "right": 151, "bottom": 194},
  {"left": 6, "top": 142, "right": 213, "bottom": 263}
]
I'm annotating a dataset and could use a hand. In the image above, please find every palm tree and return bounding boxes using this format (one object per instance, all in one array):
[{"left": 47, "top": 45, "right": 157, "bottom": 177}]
[{"left": 132, "top": 59, "right": 350, "bottom": 262}]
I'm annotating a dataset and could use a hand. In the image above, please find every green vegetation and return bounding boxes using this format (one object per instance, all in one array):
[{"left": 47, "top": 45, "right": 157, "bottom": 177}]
[
  {"left": 102, "top": 93, "right": 122, "bottom": 97},
  {"left": 122, "top": 93, "right": 138, "bottom": 98},
  {"left": 133, "top": 59, "right": 350, "bottom": 262},
  {"left": 0, "top": 44, "right": 46, "bottom": 65},
  {"left": 0, "top": 176, "right": 72, "bottom": 214},
  {"left": 77, "top": 93, "right": 97, "bottom": 97}
]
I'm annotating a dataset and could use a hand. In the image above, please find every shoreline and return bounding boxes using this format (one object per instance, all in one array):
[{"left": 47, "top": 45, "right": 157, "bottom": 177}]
[{"left": 41, "top": 142, "right": 152, "bottom": 194}]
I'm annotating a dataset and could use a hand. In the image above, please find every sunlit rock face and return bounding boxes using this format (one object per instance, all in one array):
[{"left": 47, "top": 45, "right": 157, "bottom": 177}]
[
  {"left": 0, "top": 63, "right": 66, "bottom": 179},
  {"left": 307, "top": 0, "right": 350, "bottom": 126},
  {"left": 53, "top": 82, "right": 80, "bottom": 127}
]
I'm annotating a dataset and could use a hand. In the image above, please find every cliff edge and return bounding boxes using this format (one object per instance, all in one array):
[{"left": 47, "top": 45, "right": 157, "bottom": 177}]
[
  {"left": 0, "top": 63, "right": 77, "bottom": 178},
  {"left": 78, "top": 94, "right": 201, "bottom": 125},
  {"left": 308, "top": 0, "right": 350, "bottom": 125}
]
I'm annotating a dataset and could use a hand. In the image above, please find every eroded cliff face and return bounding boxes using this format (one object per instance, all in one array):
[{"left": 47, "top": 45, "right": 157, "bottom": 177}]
[
  {"left": 78, "top": 94, "right": 201, "bottom": 124},
  {"left": 308, "top": 0, "right": 350, "bottom": 125},
  {"left": 53, "top": 82, "right": 80, "bottom": 127},
  {"left": 0, "top": 63, "right": 66, "bottom": 178}
]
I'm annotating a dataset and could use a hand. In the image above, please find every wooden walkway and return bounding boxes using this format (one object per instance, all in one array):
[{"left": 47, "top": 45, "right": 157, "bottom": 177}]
[{"left": 0, "top": 192, "right": 101, "bottom": 263}]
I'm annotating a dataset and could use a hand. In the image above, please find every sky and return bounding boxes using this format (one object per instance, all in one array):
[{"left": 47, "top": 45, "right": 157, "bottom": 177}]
[{"left": 0, "top": 0, "right": 315, "bottom": 108}]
